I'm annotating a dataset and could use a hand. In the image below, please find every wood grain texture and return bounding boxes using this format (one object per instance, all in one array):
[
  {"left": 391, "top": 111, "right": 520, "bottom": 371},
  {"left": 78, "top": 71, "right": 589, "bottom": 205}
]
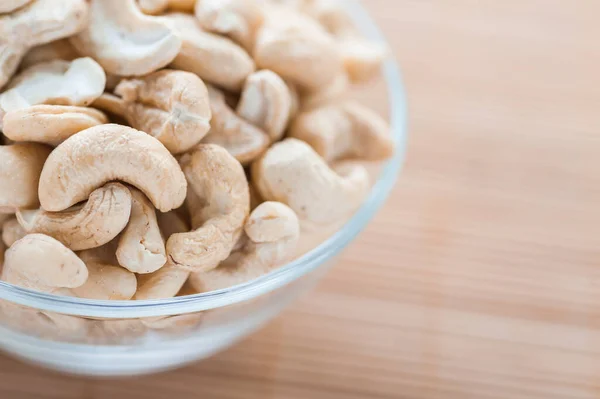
[{"left": 2, "top": 0, "right": 600, "bottom": 397}]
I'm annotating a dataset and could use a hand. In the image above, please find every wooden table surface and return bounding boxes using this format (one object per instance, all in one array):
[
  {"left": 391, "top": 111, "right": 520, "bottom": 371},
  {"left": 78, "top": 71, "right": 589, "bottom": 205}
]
[{"left": 2, "top": 1, "right": 600, "bottom": 398}]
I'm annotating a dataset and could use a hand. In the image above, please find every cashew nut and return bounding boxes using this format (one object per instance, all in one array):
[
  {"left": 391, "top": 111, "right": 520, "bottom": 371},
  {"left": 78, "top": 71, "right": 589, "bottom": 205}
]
[
  {"left": 0, "top": 58, "right": 106, "bottom": 125},
  {"left": 167, "top": 144, "right": 250, "bottom": 271},
  {"left": 289, "top": 102, "right": 394, "bottom": 162},
  {"left": 190, "top": 201, "right": 299, "bottom": 292},
  {"left": 116, "top": 188, "right": 166, "bottom": 274},
  {"left": 19, "top": 39, "right": 80, "bottom": 70},
  {"left": 253, "top": 7, "right": 342, "bottom": 91},
  {"left": 252, "top": 138, "right": 370, "bottom": 225},
  {"left": 134, "top": 211, "right": 190, "bottom": 300},
  {"left": 1, "top": 217, "right": 26, "bottom": 247},
  {"left": 3, "top": 105, "right": 108, "bottom": 146},
  {"left": 161, "top": 13, "right": 255, "bottom": 92},
  {"left": 1, "top": 234, "right": 88, "bottom": 293},
  {"left": 202, "top": 85, "right": 269, "bottom": 165},
  {"left": 90, "top": 93, "right": 126, "bottom": 118},
  {"left": 74, "top": 251, "right": 137, "bottom": 300},
  {"left": 0, "top": 143, "right": 52, "bottom": 213},
  {"left": 0, "top": 0, "right": 89, "bottom": 89},
  {"left": 300, "top": 72, "right": 348, "bottom": 111},
  {"left": 194, "top": 0, "right": 265, "bottom": 52},
  {"left": 236, "top": 70, "right": 291, "bottom": 142},
  {"left": 70, "top": 0, "right": 182, "bottom": 76},
  {"left": 0, "top": 0, "right": 32, "bottom": 14},
  {"left": 17, "top": 183, "right": 132, "bottom": 251},
  {"left": 138, "top": 0, "right": 196, "bottom": 14},
  {"left": 38, "top": 124, "right": 187, "bottom": 212},
  {"left": 114, "top": 69, "right": 212, "bottom": 154}
]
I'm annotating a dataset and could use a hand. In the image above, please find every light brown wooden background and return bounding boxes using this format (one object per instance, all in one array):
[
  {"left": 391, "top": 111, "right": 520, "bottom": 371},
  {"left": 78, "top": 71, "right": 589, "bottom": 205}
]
[{"left": 2, "top": 0, "right": 600, "bottom": 398}]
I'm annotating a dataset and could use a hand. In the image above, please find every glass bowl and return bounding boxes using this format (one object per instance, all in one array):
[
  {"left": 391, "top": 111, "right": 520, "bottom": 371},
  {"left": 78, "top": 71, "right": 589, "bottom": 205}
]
[{"left": 0, "top": 0, "right": 407, "bottom": 376}]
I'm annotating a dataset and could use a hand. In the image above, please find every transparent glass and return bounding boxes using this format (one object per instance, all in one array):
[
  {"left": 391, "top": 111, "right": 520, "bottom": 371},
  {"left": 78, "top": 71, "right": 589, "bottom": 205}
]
[{"left": 0, "top": 0, "right": 407, "bottom": 376}]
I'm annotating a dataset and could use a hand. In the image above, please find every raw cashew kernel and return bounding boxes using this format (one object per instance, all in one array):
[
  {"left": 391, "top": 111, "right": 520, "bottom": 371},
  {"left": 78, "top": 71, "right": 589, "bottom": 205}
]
[
  {"left": 202, "top": 85, "right": 269, "bottom": 165},
  {"left": 289, "top": 102, "right": 394, "bottom": 162},
  {"left": 74, "top": 250, "right": 137, "bottom": 300},
  {"left": 0, "top": 58, "right": 106, "bottom": 125},
  {"left": 253, "top": 7, "right": 342, "bottom": 91},
  {"left": 195, "top": 0, "right": 265, "bottom": 52},
  {"left": 0, "top": 0, "right": 32, "bottom": 14},
  {"left": 167, "top": 144, "right": 250, "bottom": 271},
  {"left": 161, "top": 13, "right": 255, "bottom": 92},
  {"left": 3, "top": 105, "right": 108, "bottom": 146},
  {"left": 0, "top": 0, "right": 89, "bottom": 89},
  {"left": 19, "top": 39, "right": 80, "bottom": 70},
  {"left": 70, "top": 0, "right": 182, "bottom": 76},
  {"left": 2, "top": 217, "right": 26, "bottom": 247},
  {"left": 1, "top": 234, "right": 88, "bottom": 293},
  {"left": 236, "top": 70, "right": 291, "bottom": 142},
  {"left": 17, "top": 183, "right": 132, "bottom": 251},
  {"left": 38, "top": 124, "right": 187, "bottom": 213},
  {"left": 114, "top": 69, "right": 212, "bottom": 154},
  {"left": 0, "top": 143, "right": 52, "bottom": 213},
  {"left": 117, "top": 188, "right": 167, "bottom": 274},
  {"left": 190, "top": 201, "right": 299, "bottom": 292},
  {"left": 252, "top": 138, "right": 370, "bottom": 224}
]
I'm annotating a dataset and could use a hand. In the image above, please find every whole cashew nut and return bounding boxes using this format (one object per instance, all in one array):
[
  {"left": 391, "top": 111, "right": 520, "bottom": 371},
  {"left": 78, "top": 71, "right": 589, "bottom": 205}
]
[
  {"left": 0, "top": 58, "right": 106, "bottom": 125},
  {"left": 236, "top": 70, "right": 292, "bottom": 142},
  {"left": 0, "top": 0, "right": 89, "bottom": 89},
  {"left": 167, "top": 144, "right": 250, "bottom": 271},
  {"left": 74, "top": 250, "right": 137, "bottom": 300},
  {"left": 190, "top": 201, "right": 299, "bottom": 292},
  {"left": 161, "top": 13, "right": 255, "bottom": 92},
  {"left": 2, "top": 217, "right": 26, "bottom": 247},
  {"left": 70, "top": 0, "right": 182, "bottom": 76},
  {"left": 38, "top": 124, "right": 187, "bottom": 212},
  {"left": 0, "top": 143, "right": 52, "bottom": 213},
  {"left": 1, "top": 234, "right": 88, "bottom": 293},
  {"left": 201, "top": 85, "right": 269, "bottom": 165},
  {"left": 252, "top": 138, "right": 370, "bottom": 225},
  {"left": 17, "top": 183, "right": 132, "bottom": 251},
  {"left": 19, "top": 39, "right": 80, "bottom": 71},
  {"left": 3, "top": 105, "right": 108, "bottom": 146},
  {"left": 134, "top": 211, "right": 190, "bottom": 300},
  {"left": 114, "top": 69, "right": 212, "bottom": 154},
  {"left": 289, "top": 102, "right": 394, "bottom": 162},
  {"left": 253, "top": 7, "right": 342, "bottom": 91},
  {"left": 194, "top": 0, "right": 265, "bottom": 52},
  {"left": 116, "top": 188, "right": 166, "bottom": 274}
]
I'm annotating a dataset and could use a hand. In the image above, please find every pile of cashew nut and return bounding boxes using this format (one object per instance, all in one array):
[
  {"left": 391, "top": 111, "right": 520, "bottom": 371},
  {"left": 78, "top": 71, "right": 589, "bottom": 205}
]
[{"left": 0, "top": 0, "right": 393, "bottom": 335}]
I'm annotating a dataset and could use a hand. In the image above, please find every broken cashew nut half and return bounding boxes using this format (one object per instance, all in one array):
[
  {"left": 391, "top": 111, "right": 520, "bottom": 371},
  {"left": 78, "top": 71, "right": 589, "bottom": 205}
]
[
  {"left": 252, "top": 138, "right": 370, "bottom": 225},
  {"left": 17, "top": 183, "right": 132, "bottom": 251},
  {"left": 114, "top": 69, "right": 212, "bottom": 154},
  {"left": 38, "top": 123, "right": 187, "bottom": 213},
  {"left": 190, "top": 201, "right": 300, "bottom": 292},
  {"left": 167, "top": 144, "right": 250, "bottom": 272},
  {"left": 70, "top": 0, "right": 182, "bottom": 76}
]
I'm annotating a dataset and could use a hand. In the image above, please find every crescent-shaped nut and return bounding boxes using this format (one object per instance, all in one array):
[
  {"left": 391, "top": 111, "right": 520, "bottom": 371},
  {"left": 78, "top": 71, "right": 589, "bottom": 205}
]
[
  {"left": 3, "top": 105, "right": 108, "bottom": 146},
  {"left": 236, "top": 70, "right": 291, "bottom": 142},
  {"left": 0, "top": 143, "right": 52, "bottom": 213},
  {"left": 201, "top": 85, "right": 269, "bottom": 165},
  {"left": 0, "top": 0, "right": 89, "bottom": 89},
  {"left": 252, "top": 138, "right": 370, "bottom": 225},
  {"left": 194, "top": 0, "right": 265, "bottom": 52},
  {"left": 161, "top": 13, "right": 255, "bottom": 92},
  {"left": 38, "top": 124, "right": 187, "bottom": 213},
  {"left": 73, "top": 252, "right": 137, "bottom": 300},
  {"left": 167, "top": 144, "right": 250, "bottom": 271},
  {"left": 289, "top": 102, "right": 394, "bottom": 162},
  {"left": 189, "top": 201, "right": 299, "bottom": 292},
  {"left": 117, "top": 188, "right": 167, "bottom": 274},
  {"left": 17, "top": 183, "right": 132, "bottom": 251},
  {"left": 70, "top": 0, "right": 182, "bottom": 76},
  {"left": 19, "top": 39, "right": 80, "bottom": 70},
  {"left": 1, "top": 234, "right": 88, "bottom": 292},
  {"left": 2, "top": 217, "right": 26, "bottom": 247},
  {"left": 253, "top": 8, "right": 342, "bottom": 91},
  {"left": 0, "top": 58, "right": 106, "bottom": 125},
  {"left": 114, "top": 70, "right": 212, "bottom": 154}
]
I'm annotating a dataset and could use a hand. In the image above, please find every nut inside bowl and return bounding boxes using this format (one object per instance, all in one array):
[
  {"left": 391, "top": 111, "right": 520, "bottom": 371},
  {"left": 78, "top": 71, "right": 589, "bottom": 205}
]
[{"left": 0, "top": 0, "right": 406, "bottom": 376}]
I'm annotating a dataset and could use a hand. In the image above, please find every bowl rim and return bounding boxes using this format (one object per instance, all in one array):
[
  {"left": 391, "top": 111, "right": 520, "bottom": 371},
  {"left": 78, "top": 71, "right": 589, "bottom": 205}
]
[{"left": 0, "top": 0, "right": 408, "bottom": 318}]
